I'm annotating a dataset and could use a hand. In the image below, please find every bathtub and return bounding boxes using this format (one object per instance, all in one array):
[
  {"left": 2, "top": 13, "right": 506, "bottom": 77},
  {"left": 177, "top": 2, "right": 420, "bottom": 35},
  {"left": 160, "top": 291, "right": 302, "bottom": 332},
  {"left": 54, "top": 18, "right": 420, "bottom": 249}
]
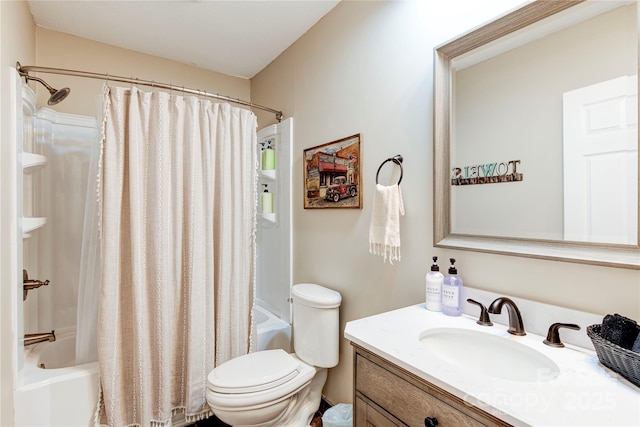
[
  {"left": 255, "top": 304, "right": 291, "bottom": 352},
  {"left": 14, "top": 306, "right": 290, "bottom": 426},
  {"left": 15, "top": 330, "right": 99, "bottom": 427}
]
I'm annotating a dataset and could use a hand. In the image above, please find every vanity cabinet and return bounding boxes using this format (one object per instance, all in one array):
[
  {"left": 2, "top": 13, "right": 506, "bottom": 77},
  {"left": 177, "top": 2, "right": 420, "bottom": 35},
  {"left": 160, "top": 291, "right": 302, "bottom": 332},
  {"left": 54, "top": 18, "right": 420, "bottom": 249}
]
[{"left": 352, "top": 345, "right": 510, "bottom": 427}]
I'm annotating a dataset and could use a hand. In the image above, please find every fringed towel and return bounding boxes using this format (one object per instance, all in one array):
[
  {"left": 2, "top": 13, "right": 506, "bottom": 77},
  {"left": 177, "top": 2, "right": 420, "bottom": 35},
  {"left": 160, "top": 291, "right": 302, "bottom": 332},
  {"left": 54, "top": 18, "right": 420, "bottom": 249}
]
[{"left": 369, "top": 184, "right": 405, "bottom": 264}]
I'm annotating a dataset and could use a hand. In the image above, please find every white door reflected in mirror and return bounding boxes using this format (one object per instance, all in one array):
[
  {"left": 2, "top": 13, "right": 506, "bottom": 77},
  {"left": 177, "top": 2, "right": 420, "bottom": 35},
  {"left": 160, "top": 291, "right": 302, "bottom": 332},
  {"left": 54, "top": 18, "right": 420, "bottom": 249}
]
[{"left": 563, "top": 75, "right": 638, "bottom": 244}]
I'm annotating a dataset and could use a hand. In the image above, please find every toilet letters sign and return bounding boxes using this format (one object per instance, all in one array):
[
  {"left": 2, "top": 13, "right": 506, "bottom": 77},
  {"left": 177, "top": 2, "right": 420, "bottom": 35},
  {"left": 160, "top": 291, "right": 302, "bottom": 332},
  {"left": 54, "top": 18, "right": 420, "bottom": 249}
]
[{"left": 451, "top": 159, "right": 523, "bottom": 186}]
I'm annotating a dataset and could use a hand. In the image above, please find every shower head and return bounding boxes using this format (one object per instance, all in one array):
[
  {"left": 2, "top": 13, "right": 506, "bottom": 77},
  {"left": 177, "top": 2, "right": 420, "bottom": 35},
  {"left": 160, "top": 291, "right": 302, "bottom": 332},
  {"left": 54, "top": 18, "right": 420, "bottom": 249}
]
[
  {"left": 16, "top": 63, "right": 70, "bottom": 106},
  {"left": 47, "top": 86, "right": 71, "bottom": 106},
  {"left": 26, "top": 75, "right": 71, "bottom": 106}
]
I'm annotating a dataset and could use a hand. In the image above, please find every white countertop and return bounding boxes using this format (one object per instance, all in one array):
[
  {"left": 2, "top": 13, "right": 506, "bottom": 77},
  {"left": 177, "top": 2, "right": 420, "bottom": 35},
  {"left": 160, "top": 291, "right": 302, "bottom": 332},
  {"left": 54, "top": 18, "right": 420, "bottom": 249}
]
[{"left": 344, "top": 304, "right": 640, "bottom": 427}]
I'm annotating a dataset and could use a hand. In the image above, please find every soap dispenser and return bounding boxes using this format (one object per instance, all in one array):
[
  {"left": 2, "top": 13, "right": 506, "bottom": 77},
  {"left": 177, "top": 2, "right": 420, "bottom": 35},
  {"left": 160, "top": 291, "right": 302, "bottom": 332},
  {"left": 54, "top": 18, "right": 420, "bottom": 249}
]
[
  {"left": 442, "top": 258, "right": 463, "bottom": 316},
  {"left": 425, "top": 256, "right": 443, "bottom": 311},
  {"left": 262, "top": 139, "right": 275, "bottom": 170},
  {"left": 261, "top": 184, "right": 273, "bottom": 214}
]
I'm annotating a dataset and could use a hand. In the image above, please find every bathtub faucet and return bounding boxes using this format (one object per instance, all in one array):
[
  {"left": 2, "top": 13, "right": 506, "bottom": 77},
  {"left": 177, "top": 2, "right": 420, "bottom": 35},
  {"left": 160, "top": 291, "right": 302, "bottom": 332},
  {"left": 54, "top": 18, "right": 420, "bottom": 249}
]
[{"left": 24, "top": 330, "right": 56, "bottom": 347}]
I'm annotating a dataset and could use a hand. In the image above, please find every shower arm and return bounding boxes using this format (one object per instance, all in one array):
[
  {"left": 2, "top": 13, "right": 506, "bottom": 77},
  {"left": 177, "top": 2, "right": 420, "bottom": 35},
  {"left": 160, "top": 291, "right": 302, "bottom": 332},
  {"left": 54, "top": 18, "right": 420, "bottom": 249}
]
[{"left": 16, "top": 62, "right": 284, "bottom": 122}]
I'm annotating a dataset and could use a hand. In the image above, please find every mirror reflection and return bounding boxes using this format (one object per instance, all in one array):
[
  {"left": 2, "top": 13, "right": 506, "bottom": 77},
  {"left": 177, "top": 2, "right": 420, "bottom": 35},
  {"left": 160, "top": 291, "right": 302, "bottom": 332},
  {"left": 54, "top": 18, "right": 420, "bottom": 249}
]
[{"left": 450, "top": 1, "right": 638, "bottom": 245}]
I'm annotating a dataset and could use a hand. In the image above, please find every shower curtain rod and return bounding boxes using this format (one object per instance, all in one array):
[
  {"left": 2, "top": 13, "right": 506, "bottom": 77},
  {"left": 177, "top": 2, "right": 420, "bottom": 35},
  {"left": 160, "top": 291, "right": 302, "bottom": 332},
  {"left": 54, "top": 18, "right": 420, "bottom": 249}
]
[{"left": 16, "top": 62, "right": 283, "bottom": 122}]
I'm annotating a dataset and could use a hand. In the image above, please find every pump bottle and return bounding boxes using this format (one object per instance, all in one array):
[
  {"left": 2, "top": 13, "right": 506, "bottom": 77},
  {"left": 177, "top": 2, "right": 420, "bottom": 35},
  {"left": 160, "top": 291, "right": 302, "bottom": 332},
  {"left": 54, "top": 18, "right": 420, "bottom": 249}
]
[
  {"left": 425, "top": 256, "right": 443, "bottom": 311},
  {"left": 442, "top": 258, "right": 463, "bottom": 316},
  {"left": 261, "top": 184, "right": 273, "bottom": 214}
]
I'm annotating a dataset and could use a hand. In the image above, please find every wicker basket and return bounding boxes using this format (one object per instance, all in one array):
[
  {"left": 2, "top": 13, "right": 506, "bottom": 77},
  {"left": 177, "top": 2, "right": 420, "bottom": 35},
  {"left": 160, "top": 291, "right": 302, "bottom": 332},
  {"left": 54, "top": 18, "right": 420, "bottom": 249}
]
[{"left": 587, "top": 324, "right": 640, "bottom": 387}]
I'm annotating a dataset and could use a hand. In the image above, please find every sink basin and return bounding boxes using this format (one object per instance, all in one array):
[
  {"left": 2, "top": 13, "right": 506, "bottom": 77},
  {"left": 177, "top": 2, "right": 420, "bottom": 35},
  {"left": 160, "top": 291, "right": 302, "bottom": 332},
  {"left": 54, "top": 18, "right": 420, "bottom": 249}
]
[{"left": 419, "top": 328, "right": 559, "bottom": 382}]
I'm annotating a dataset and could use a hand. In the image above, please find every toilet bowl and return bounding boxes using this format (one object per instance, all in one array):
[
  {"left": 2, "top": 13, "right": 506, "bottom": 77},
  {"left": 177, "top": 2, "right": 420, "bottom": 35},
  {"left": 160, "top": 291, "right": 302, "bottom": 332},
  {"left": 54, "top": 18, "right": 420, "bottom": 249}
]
[{"left": 206, "top": 283, "right": 341, "bottom": 427}]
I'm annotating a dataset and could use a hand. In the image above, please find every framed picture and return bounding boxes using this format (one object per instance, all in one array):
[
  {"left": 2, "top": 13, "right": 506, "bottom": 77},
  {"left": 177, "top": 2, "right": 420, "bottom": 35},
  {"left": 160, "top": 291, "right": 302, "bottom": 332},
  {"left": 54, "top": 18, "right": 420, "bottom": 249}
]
[{"left": 304, "top": 134, "right": 362, "bottom": 209}]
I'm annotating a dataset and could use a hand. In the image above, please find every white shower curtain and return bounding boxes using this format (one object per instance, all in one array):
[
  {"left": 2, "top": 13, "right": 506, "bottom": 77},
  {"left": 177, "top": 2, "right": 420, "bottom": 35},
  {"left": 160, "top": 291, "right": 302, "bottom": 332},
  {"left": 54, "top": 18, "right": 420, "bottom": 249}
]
[
  {"left": 97, "top": 86, "right": 257, "bottom": 426},
  {"left": 75, "top": 117, "right": 103, "bottom": 365}
]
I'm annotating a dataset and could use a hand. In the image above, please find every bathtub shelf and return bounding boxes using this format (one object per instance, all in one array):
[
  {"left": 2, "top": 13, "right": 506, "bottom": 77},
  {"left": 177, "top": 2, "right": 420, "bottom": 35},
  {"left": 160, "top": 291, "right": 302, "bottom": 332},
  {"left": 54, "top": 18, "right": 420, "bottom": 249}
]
[
  {"left": 22, "top": 151, "right": 48, "bottom": 239},
  {"left": 261, "top": 213, "right": 277, "bottom": 224},
  {"left": 260, "top": 169, "right": 276, "bottom": 180},
  {"left": 22, "top": 152, "right": 47, "bottom": 173},
  {"left": 22, "top": 217, "right": 46, "bottom": 239}
]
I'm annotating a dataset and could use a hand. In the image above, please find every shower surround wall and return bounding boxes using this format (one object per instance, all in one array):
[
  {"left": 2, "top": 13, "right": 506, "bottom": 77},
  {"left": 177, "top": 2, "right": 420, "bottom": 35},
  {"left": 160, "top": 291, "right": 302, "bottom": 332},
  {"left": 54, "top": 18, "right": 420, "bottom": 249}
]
[
  {"left": 256, "top": 118, "right": 293, "bottom": 329},
  {"left": 22, "top": 108, "right": 97, "bottom": 339}
]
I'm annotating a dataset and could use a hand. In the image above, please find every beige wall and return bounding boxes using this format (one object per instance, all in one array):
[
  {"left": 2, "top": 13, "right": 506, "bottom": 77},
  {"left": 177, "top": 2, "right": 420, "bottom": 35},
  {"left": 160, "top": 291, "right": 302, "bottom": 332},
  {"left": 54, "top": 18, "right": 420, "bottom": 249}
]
[
  {"left": 0, "top": 1, "right": 36, "bottom": 424},
  {"left": 34, "top": 27, "right": 250, "bottom": 118},
  {"left": 251, "top": 0, "right": 640, "bottom": 405}
]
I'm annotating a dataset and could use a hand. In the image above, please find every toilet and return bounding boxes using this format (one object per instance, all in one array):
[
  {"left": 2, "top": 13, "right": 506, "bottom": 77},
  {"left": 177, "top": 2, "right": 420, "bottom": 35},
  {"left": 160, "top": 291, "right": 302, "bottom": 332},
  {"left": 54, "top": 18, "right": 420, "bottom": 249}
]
[{"left": 206, "top": 283, "right": 342, "bottom": 427}]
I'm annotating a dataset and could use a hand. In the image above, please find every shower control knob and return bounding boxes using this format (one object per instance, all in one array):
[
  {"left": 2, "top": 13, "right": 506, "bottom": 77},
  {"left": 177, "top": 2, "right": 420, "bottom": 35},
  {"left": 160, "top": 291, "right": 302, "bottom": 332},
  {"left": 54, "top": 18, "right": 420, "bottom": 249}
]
[{"left": 23, "top": 269, "right": 50, "bottom": 301}]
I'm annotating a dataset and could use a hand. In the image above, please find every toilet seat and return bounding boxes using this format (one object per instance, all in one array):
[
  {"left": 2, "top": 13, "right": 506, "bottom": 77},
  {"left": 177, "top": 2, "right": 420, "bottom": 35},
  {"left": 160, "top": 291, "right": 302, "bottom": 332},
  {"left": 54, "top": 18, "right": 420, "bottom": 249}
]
[
  {"left": 209, "top": 349, "right": 302, "bottom": 393},
  {"left": 206, "top": 350, "right": 316, "bottom": 410}
]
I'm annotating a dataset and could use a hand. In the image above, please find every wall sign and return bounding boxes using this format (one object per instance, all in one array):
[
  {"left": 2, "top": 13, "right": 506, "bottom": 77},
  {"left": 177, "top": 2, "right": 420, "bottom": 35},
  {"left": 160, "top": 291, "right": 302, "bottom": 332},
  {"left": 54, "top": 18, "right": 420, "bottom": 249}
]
[{"left": 451, "top": 159, "right": 523, "bottom": 186}]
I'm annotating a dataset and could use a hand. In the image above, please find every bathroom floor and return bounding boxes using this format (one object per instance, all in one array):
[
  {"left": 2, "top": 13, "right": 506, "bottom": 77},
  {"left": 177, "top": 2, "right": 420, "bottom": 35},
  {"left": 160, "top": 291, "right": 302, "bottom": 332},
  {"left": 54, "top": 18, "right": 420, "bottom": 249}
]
[{"left": 190, "top": 399, "right": 329, "bottom": 427}]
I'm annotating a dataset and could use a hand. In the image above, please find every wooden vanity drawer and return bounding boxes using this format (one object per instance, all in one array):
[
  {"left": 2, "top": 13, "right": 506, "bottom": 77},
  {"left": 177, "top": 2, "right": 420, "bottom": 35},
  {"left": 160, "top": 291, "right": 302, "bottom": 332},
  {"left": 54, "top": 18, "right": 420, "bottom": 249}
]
[
  {"left": 355, "top": 395, "right": 402, "bottom": 427},
  {"left": 354, "top": 346, "right": 509, "bottom": 427}
]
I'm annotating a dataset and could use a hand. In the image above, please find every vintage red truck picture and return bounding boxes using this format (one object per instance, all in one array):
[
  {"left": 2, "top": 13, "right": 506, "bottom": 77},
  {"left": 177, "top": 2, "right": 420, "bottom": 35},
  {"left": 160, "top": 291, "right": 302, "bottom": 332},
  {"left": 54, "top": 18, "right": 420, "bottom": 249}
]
[{"left": 325, "top": 176, "right": 358, "bottom": 202}]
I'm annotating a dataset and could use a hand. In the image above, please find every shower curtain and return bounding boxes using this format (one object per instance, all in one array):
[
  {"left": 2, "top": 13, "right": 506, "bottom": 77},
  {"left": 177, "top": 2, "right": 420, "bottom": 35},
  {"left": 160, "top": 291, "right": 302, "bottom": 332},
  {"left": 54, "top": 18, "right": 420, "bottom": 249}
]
[
  {"left": 76, "top": 111, "right": 103, "bottom": 366},
  {"left": 96, "top": 86, "right": 257, "bottom": 426}
]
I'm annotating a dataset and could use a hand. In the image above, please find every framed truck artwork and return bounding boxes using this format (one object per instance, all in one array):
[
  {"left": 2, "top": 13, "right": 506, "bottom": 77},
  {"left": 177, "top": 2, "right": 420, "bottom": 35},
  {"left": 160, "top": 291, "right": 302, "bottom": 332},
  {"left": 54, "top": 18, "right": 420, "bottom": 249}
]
[{"left": 303, "top": 134, "right": 362, "bottom": 209}]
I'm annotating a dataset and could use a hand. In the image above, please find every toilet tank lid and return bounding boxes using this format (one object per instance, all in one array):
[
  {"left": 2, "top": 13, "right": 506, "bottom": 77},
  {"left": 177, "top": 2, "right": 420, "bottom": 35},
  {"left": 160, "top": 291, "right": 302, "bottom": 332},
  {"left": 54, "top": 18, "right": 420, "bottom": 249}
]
[{"left": 292, "top": 283, "right": 342, "bottom": 308}]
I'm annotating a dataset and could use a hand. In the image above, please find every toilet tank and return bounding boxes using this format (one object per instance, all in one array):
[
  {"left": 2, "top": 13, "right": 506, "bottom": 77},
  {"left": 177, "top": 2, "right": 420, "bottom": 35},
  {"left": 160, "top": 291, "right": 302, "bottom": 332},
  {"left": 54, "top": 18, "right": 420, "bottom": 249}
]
[{"left": 292, "top": 283, "right": 342, "bottom": 368}]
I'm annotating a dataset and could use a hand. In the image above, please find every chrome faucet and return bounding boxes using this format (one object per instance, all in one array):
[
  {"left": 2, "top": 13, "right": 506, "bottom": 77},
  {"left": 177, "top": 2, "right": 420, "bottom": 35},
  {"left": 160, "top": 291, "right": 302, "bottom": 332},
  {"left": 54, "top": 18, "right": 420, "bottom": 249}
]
[
  {"left": 24, "top": 330, "right": 56, "bottom": 347},
  {"left": 488, "top": 297, "right": 526, "bottom": 336}
]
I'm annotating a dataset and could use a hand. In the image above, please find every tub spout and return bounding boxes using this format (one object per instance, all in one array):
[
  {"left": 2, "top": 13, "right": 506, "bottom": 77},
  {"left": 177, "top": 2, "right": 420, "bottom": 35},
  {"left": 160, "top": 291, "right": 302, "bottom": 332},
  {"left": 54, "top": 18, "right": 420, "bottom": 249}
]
[{"left": 24, "top": 330, "right": 55, "bottom": 347}]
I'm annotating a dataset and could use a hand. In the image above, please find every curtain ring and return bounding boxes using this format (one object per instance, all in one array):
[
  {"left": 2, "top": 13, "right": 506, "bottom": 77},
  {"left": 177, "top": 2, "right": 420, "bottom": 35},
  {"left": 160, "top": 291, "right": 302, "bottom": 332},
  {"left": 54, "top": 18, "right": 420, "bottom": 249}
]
[{"left": 376, "top": 155, "right": 404, "bottom": 185}]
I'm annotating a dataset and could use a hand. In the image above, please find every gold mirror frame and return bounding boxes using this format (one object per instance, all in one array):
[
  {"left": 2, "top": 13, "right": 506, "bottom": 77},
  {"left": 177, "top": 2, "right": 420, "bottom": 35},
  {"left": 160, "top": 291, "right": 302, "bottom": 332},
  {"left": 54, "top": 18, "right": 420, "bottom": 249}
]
[{"left": 433, "top": 0, "right": 640, "bottom": 269}]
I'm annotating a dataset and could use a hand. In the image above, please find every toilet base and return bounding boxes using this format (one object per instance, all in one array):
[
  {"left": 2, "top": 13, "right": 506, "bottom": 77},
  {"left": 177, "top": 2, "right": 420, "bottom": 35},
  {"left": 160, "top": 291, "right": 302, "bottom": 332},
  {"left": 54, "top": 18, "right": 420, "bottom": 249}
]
[
  {"left": 282, "top": 368, "right": 327, "bottom": 427},
  {"left": 211, "top": 368, "right": 327, "bottom": 427}
]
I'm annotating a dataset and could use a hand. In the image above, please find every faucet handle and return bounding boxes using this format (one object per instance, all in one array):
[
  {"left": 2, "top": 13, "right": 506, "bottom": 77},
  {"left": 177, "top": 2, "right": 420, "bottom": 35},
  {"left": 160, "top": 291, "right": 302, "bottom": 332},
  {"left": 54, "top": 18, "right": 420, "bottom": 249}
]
[
  {"left": 543, "top": 323, "right": 581, "bottom": 348},
  {"left": 466, "top": 299, "right": 493, "bottom": 326},
  {"left": 22, "top": 269, "right": 50, "bottom": 301}
]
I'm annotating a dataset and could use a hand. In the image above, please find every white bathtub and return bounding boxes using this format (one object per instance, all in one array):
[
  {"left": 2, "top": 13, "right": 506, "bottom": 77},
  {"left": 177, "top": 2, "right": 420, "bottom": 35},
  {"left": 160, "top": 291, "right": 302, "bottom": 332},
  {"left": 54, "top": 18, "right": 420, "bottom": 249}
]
[
  {"left": 15, "top": 331, "right": 99, "bottom": 427},
  {"left": 255, "top": 304, "right": 291, "bottom": 352},
  {"left": 14, "top": 306, "right": 290, "bottom": 427}
]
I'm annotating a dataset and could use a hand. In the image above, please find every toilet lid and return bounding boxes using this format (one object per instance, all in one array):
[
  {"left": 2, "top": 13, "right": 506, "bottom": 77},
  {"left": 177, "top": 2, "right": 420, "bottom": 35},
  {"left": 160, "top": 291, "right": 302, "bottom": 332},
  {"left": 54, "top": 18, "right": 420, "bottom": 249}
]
[{"left": 208, "top": 349, "right": 300, "bottom": 393}]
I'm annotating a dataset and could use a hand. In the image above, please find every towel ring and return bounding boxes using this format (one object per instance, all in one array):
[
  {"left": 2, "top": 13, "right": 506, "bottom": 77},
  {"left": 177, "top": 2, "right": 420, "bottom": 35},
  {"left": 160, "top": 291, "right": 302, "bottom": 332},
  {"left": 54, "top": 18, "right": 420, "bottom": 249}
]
[{"left": 376, "top": 155, "right": 403, "bottom": 185}]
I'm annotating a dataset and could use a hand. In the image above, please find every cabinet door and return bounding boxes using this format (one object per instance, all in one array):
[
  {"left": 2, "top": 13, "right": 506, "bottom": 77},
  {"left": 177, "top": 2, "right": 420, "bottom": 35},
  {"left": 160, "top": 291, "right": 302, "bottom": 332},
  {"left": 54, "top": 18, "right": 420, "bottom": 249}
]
[{"left": 355, "top": 395, "right": 404, "bottom": 427}]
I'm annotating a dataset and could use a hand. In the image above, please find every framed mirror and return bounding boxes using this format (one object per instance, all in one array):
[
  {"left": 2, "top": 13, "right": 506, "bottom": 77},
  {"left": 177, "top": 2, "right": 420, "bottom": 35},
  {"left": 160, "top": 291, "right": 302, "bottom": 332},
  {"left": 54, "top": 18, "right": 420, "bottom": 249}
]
[{"left": 434, "top": 0, "right": 640, "bottom": 269}]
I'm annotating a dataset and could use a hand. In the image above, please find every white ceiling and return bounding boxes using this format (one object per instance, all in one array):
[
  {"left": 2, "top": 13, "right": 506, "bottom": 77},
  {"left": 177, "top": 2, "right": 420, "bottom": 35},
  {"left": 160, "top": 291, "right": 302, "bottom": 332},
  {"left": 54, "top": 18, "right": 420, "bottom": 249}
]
[{"left": 27, "top": 0, "right": 340, "bottom": 79}]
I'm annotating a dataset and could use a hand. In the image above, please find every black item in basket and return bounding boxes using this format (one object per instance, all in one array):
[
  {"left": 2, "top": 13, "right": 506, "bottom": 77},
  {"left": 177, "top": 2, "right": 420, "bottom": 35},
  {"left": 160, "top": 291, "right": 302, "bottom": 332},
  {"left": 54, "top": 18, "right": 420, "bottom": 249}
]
[
  {"left": 587, "top": 324, "right": 640, "bottom": 387},
  {"left": 600, "top": 314, "right": 639, "bottom": 349}
]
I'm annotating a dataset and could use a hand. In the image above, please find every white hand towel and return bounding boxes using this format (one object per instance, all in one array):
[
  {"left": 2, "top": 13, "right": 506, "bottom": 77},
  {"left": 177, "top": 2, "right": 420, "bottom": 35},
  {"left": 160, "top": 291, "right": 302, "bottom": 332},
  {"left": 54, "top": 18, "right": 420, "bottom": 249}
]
[{"left": 369, "top": 184, "right": 405, "bottom": 264}]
